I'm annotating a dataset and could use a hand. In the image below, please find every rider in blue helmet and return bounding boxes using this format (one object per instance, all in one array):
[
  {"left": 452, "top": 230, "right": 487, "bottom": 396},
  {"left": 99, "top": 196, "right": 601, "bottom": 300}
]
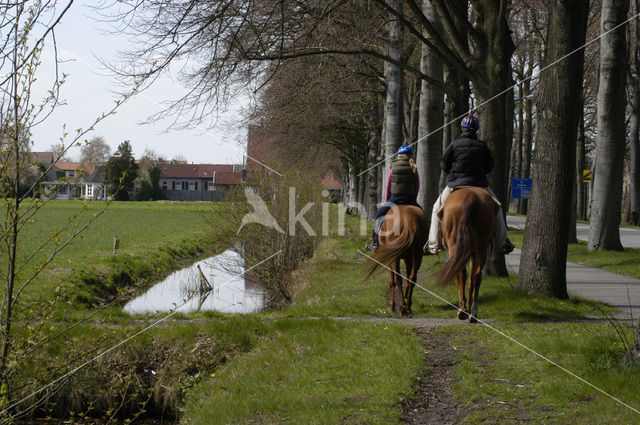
[
  {"left": 424, "top": 114, "right": 514, "bottom": 255},
  {"left": 365, "top": 144, "right": 422, "bottom": 251}
]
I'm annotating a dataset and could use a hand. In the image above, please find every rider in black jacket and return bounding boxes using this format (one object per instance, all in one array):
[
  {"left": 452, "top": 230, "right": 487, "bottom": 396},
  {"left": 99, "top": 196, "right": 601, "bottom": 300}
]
[{"left": 424, "top": 115, "right": 514, "bottom": 255}]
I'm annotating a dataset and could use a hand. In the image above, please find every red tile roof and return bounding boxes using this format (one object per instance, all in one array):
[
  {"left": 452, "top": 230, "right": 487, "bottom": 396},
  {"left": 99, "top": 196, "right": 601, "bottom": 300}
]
[
  {"left": 53, "top": 161, "right": 96, "bottom": 175},
  {"left": 321, "top": 170, "right": 342, "bottom": 189},
  {"left": 53, "top": 161, "right": 83, "bottom": 170},
  {"left": 159, "top": 163, "right": 243, "bottom": 184}
]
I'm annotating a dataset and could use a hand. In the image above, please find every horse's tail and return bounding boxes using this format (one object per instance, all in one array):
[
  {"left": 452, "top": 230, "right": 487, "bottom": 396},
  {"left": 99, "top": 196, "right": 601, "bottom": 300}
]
[
  {"left": 437, "top": 192, "right": 479, "bottom": 286},
  {"left": 363, "top": 207, "right": 423, "bottom": 281}
]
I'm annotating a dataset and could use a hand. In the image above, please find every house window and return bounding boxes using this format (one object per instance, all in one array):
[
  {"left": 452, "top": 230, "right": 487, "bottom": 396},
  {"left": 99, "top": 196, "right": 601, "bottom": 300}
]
[
  {"left": 162, "top": 180, "right": 168, "bottom": 190},
  {"left": 86, "top": 184, "right": 93, "bottom": 198},
  {"left": 208, "top": 181, "right": 215, "bottom": 191},
  {"left": 175, "top": 181, "right": 182, "bottom": 191},
  {"left": 189, "top": 181, "right": 195, "bottom": 191}
]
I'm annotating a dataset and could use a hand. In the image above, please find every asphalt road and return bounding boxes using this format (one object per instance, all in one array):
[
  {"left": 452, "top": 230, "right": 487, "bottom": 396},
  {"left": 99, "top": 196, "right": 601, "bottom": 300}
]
[
  {"left": 505, "top": 215, "right": 640, "bottom": 321},
  {"left": 506, "top": 215, "right": 640, "bottom": 249}
]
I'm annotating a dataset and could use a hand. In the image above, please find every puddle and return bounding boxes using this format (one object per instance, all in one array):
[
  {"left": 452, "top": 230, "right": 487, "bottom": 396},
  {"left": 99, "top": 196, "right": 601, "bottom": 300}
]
[{"left": 124, "top": 250, "right": 264, "bottom": 314}]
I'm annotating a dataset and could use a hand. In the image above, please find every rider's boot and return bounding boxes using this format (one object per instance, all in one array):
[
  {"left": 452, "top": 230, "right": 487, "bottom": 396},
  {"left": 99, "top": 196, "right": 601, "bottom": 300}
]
[
  {"left": 365, "top": 231, "right": 379, "bottom": 251},
  {"left": 503, "top": 238, "right": 515, "bottom": 254}
]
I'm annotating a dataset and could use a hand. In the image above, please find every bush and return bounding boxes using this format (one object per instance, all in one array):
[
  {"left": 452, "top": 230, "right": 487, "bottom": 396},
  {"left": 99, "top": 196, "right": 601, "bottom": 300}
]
[{"left": 211, "top": 164, "right": 324, "bottom": 307}]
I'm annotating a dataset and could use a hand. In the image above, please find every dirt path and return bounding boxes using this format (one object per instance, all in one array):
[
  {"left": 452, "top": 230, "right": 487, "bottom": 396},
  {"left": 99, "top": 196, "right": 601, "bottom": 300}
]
[
  {"left": 331, "top": 316, "right": 469, "bottom": 423},
  {"left": 401, "top": 325, "right": 463, "bottom": 425}
]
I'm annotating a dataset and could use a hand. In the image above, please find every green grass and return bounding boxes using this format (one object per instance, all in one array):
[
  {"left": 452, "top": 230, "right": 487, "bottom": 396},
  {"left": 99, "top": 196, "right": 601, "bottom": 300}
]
[
  {"left": 510, "top": 227, "right": 640, "bottom": 280},
  {"left": 3, "top": 200, "right": 228, "bottom": 318},
  {"left": 21, "top": 317, "right": 271, "bottom": 419},
  {"left": 282, "top": 227, "right": 607, "bottom": 321},
  {"left": 9, "top": 203, "right": 640, "bottom": 423},
  {"left": 182, "top": 319, "right": 423, "bottom": 425},
  {"left": 447, "top": 322, "right": 640, "bottom": 424},
  {"left": 7, "top": 200, "right": 211, "bottom": 267},
  {"left": 567, "top": 241, "right": 640, "bottom": 280}
]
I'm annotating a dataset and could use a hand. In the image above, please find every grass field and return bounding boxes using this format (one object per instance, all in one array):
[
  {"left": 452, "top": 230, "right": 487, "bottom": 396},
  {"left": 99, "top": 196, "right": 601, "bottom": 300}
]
[
  {"left": 6, "top": 202, "right": 640, "bottom": 423},
  {"left": 2, "top": 200, "right": 230, "bottom": 319}
]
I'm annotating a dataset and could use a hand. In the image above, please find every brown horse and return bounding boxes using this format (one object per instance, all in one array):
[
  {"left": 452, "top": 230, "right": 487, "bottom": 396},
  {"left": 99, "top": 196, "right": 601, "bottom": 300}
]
[
  {"left": 365, "top": 205, "right": 428, "bottom": 316},
  {"left": 437, "top": 187, "right": 496, "bottom": 323}
]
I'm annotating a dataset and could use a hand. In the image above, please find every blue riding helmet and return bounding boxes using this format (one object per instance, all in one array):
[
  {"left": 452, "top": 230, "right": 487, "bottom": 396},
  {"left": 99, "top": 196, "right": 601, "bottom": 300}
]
[
  {"left": 397, "top": 145, "right": 414, "bottom": 155},
  {"left": 461, "top": 115, "right": 479, "bottom": 132}
]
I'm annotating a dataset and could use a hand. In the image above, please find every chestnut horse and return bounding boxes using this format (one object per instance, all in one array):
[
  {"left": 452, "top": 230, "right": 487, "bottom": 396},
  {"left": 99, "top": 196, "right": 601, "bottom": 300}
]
[
  {"left": 437, "top": 187, "right": 496, "bottom": 323},
  {"left": 365, "top": 205, "right": 427, "bottom": 316}
]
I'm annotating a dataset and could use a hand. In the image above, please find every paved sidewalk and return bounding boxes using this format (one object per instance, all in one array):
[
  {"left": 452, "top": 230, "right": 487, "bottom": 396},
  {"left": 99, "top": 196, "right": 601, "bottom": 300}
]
[{"left": 505, "top": 216, "right": 640, "bottom": 321}]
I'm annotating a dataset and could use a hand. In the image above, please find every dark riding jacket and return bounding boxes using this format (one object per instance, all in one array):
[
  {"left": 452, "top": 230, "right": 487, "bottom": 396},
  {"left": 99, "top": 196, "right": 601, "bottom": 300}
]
[
  {"left": 385, "top": 158, "right": 420, "bottom": 203},
  {"left": 390, "top": 158, "right": 416, "bottom": 198},
  {"left": 441, "top": 132, "right": 494, "bottom": 188}
]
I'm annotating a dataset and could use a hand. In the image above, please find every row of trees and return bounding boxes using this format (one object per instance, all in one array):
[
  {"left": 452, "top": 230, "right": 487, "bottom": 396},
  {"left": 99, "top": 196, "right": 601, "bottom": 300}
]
[
  {"left": 1, "top": 0, "right": 639, "bottom": 416},
  {"left": 110, "top": 0, "right": 639, "bottom": 297}
]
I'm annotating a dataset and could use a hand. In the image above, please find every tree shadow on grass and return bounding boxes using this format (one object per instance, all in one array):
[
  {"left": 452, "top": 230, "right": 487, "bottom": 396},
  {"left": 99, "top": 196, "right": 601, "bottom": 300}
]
[{"left": 514, "top": 308, "right": 592, "bottom": 322}]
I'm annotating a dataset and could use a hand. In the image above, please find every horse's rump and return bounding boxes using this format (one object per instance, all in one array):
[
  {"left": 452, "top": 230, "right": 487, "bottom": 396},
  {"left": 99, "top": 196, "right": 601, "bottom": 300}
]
[
  {"left": 437, "top": 188, "right": 495, "bottom": 286},
  {"left": 364, "top": 205, "right": 427, "bottom": 280}
]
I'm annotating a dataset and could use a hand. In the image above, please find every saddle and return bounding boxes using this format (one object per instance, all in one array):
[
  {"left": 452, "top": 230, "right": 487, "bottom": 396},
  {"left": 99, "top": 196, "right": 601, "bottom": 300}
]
[{"left": 436, "top": 186, "right": 500, "bottom": 220}]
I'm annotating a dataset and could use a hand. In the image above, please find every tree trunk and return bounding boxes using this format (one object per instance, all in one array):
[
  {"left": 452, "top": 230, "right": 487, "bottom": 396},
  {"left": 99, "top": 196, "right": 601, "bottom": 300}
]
[
  {"left": 628, "top": 0, "right": 640, "bottom": 226},
  {"left": 518, "top": 74, "right": 533, "bottom": 215},
  {"left": 504, "top": 67, "right": 515, "bottom": 213},
  {"left": 368, "top": 90, "right": 381, "bottom": 219},
  {"left": 630, "top": 79, "right": 640, "bottom": 225},
  {"left": 588, "top": 0, "right": 629, "bottom": 252},
  {"left": 417, "top": 0, "right": 444, "bottom": 215},
  {"left": 442, "top": 64, "right": 469, "bottom": 190},
  {"left": 517, "top": 0, "right": 588, "bottom": 298},
  {"left": 510, "top": 81, "right": 524, "bottom": 213},
  {"left": 441, "top": 0, "right": 470, "bottom": 192},
  {"left": 479, "top": 89, "right": 509, "bottom": 277},
  {"left": 576, "top": 95, "right": 587, "bottom": 221},
  {"left": 470, "top": 1, "right": 515, "bottom": 277},
  {"left": 568, "top": 166, "right": 578, "bottom": 244},
  {"left": 407, "top": 77, "right": 421, "bottom": 146},
  {"left": 384, "top": 0, "right": 404, "bottom": 176}
]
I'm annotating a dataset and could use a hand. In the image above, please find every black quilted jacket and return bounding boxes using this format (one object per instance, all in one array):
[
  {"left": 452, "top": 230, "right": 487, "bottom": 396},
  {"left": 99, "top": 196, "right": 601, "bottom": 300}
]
[{"left": 441, "top": 132, "right": 494, "bottom": 188}]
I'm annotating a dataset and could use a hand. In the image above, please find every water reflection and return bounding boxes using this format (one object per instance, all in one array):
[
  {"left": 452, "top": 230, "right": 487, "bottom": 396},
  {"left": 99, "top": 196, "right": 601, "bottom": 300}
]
[{"left": 124, "top": 250, "right": 264, "bottom": 314}]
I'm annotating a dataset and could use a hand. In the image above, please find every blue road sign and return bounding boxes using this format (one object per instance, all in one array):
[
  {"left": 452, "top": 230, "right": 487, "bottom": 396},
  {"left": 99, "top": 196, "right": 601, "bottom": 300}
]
[{"left": 511, "top": 178, "right": 532, "bottom": 199}]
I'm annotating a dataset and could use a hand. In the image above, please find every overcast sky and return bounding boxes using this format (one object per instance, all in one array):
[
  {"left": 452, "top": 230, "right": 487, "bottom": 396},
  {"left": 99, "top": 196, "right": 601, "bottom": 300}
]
[{"left": 30, "top": 1, "right": 247, "bottom": 165}]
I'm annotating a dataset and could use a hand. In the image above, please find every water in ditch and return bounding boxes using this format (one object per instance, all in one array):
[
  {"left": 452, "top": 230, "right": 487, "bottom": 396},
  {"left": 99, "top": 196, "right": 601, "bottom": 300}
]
[{"left": 124, "top": 249, "right": 264, "bottom": 314}]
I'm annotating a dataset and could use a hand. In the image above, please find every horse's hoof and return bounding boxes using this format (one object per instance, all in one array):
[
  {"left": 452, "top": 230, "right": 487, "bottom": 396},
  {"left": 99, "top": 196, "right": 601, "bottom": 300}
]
[
  {"left": 457, "top": 310, "right": 468, "bottom": 320},
  {"left": 469, "top": 316, "right": 478, "bottom": 324},
  {"left": 402, "top": 309, "right": 412, "bottom": 318}
]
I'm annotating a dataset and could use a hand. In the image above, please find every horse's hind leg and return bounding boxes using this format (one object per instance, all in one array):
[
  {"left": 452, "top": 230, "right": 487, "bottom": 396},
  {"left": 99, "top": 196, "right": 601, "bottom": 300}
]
[
  {"left": 388, "top": 267, "right": 396, "bottom": 312},
  {"left": 456, "top": 267, "right": 468, "bottom": 320},
  {"left": 389, "top": 260, "right": 404, "bottom": 314},
  {"left": 402, "top": 256, "right": 418, "bottom": 317},
  {"left": 468, "top": 255, "right": 484, "bottom": 323}
]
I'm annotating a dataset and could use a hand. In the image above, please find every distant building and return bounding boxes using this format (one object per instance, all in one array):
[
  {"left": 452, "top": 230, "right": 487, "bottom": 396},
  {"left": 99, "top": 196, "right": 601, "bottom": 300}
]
[
  {"left": 246, "top": 126, "right": 274, "bottom": 184},
  {"left": 158, "top": 162, "right": 244, "bottom": 201},
  {"left": 34, "top": 153, "right": 107, "bottom": 200},
  {"left": 320, "top": 169, "right": 342, "bottom": 202},
  {"left": 31, "top": 151, "right": 244, "bottom": 202}
]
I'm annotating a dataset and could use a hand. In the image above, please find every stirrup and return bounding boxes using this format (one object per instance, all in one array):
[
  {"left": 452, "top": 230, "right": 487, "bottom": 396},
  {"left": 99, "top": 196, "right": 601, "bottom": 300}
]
[
  {"left": 423, "top": 243, "right": 439, "bottom": 255},
  {"left": 365, "top": 240, "right": 378, "bottom": 252}
]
